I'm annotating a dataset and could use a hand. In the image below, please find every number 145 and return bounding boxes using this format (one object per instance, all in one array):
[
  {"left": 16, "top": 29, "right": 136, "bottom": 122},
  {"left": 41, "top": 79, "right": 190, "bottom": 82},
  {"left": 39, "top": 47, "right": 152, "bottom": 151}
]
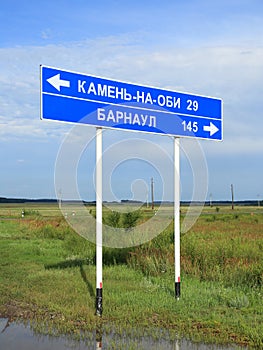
[{"left": 182, "top": 121, "right": 198, "bottom": 133}]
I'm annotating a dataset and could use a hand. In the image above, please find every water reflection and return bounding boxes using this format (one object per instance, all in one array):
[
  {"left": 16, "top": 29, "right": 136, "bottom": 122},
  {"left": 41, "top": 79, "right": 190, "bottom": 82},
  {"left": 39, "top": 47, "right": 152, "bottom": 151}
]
[
  {"left": 96, "top": 321, "right": 102, "bottom": 349},
  {"left": 0, "top": 318, "right": 244, "bottom": 350}
]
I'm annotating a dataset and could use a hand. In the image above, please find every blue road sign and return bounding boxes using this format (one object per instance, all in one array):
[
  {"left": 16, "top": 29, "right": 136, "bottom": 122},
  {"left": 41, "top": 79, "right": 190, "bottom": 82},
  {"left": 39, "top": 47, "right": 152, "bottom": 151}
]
[{"left": 40, "top": 65, "right": 223, "bottom": 140}]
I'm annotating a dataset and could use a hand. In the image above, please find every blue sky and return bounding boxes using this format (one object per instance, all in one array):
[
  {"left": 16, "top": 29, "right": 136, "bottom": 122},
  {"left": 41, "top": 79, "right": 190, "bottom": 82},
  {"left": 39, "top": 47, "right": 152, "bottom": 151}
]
[{"left": 0, "top": 0, "right": 263, "bottom": 201}]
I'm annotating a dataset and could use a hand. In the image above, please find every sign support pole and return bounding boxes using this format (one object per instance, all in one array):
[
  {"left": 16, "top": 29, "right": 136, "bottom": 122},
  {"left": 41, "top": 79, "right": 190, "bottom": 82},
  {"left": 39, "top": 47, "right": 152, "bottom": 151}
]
[
  {"left": 174, "top": 137, "right": 180, "bottom": 299},
  {"left": 96, "top": 127, "right": 103, "bottom": 316}
]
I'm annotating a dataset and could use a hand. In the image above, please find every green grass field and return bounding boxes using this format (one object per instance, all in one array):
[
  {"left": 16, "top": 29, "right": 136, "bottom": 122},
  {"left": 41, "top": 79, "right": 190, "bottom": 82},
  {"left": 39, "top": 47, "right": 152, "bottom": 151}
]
[{"left": 0, "top": 203, "right": 262, "bottom": 348}]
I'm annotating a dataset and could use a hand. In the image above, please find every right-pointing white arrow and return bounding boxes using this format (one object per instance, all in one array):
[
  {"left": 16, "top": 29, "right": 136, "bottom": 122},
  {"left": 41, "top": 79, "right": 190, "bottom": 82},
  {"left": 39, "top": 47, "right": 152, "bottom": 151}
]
[
  {"left": 47, "top": 74, "right": 70, "bottom": 92},
  {"left": 203, "top": 122, "right": 219, "bottom": 136}
]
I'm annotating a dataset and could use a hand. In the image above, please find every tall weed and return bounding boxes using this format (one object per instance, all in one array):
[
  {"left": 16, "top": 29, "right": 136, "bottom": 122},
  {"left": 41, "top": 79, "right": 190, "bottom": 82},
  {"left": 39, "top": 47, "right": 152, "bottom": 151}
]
[{"left": 127, "top": 213, "right": 263, "bottom": 289}]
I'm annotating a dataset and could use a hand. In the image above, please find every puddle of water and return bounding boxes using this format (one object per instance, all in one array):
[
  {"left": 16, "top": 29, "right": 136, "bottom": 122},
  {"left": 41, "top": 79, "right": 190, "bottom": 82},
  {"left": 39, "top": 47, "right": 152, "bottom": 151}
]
[{"left": 0, "top": 318, "right": 244, "bottom": 350}]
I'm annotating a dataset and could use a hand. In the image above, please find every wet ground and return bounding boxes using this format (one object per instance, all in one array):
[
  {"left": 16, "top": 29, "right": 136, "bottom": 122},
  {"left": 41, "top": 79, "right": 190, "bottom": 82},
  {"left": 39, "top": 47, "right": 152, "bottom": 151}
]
[{"left": 0, "top": 318, "right": 244, "bottom": 350}]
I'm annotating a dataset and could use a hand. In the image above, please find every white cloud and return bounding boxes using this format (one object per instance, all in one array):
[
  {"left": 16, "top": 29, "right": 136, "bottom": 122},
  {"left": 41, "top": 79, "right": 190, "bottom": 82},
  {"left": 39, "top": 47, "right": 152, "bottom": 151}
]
[{"left": 0, "top": 36, "right": 262, "bottom": 155}]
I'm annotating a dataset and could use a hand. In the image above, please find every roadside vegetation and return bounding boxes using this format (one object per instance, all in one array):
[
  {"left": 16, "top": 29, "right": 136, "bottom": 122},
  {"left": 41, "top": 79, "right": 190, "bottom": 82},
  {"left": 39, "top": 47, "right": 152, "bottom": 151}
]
[{"left": 0, "top": 204, "right": 262, "bottom": 348}]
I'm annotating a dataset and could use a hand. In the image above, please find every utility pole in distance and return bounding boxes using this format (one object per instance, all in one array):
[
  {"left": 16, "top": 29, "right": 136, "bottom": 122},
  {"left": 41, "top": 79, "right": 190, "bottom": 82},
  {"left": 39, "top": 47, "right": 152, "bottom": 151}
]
[
  {"left": 231, "top": 184, "right": 234, "bottom": 210},
  {"left": 151, "top": 177, "right": 154, "bottom": 210},
  {"left": 58, "top": 189, "right": 62, "bottom": 210}
]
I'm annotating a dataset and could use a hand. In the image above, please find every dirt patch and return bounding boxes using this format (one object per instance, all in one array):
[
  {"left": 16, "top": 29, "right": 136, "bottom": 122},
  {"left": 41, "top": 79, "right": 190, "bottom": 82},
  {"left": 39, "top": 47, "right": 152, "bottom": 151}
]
[{"left": 0, "top": 300, "right": 63, "bottom": 323}]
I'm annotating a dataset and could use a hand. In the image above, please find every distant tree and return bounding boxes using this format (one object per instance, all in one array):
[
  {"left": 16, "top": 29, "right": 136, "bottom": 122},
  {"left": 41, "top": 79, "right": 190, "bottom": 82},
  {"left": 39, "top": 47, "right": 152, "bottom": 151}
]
[
  {"left": 103, "top": 210, "right": 121, "bottom": 228},
  {"left": 122, "top": 210, "right": 141, "bottom": 231}
]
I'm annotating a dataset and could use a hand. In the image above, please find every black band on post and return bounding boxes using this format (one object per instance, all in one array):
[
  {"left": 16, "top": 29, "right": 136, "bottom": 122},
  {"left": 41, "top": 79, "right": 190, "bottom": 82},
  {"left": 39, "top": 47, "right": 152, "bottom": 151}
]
[
  {"left": 96, "top": 288, "right": 103, "bottom": 316},
  {"left": 175, "top": 282, "right": 180, "bottom": 299}
]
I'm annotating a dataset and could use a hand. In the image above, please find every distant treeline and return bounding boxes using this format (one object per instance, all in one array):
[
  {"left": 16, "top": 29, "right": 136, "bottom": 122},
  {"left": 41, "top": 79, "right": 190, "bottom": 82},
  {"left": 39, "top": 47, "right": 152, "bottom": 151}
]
[
  {"left": 0, "top": 197, "right": 57, "bottom": 204},
  {"left": 0, "top": 197, "right": 261, "bottom": 206}
]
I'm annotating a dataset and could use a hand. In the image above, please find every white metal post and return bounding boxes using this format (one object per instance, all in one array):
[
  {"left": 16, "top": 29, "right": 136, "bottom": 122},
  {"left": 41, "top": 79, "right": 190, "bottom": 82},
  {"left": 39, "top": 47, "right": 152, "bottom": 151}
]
[
  {"left": 174, "top": 137, "right": 180, "bottom": 299},
  {"left": 96, "top": 128, "right": 103, "bottom": 315}
]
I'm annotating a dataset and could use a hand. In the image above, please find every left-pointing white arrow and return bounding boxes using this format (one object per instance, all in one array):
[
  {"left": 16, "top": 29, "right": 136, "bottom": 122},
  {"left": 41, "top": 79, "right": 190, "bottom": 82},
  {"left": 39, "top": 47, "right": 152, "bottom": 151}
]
[
  {"left": 47, "top": 74, "right": 70, "bottom": 91},
  {"left": 203, "top": 122, "right": 219, "bottom": 136}
]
